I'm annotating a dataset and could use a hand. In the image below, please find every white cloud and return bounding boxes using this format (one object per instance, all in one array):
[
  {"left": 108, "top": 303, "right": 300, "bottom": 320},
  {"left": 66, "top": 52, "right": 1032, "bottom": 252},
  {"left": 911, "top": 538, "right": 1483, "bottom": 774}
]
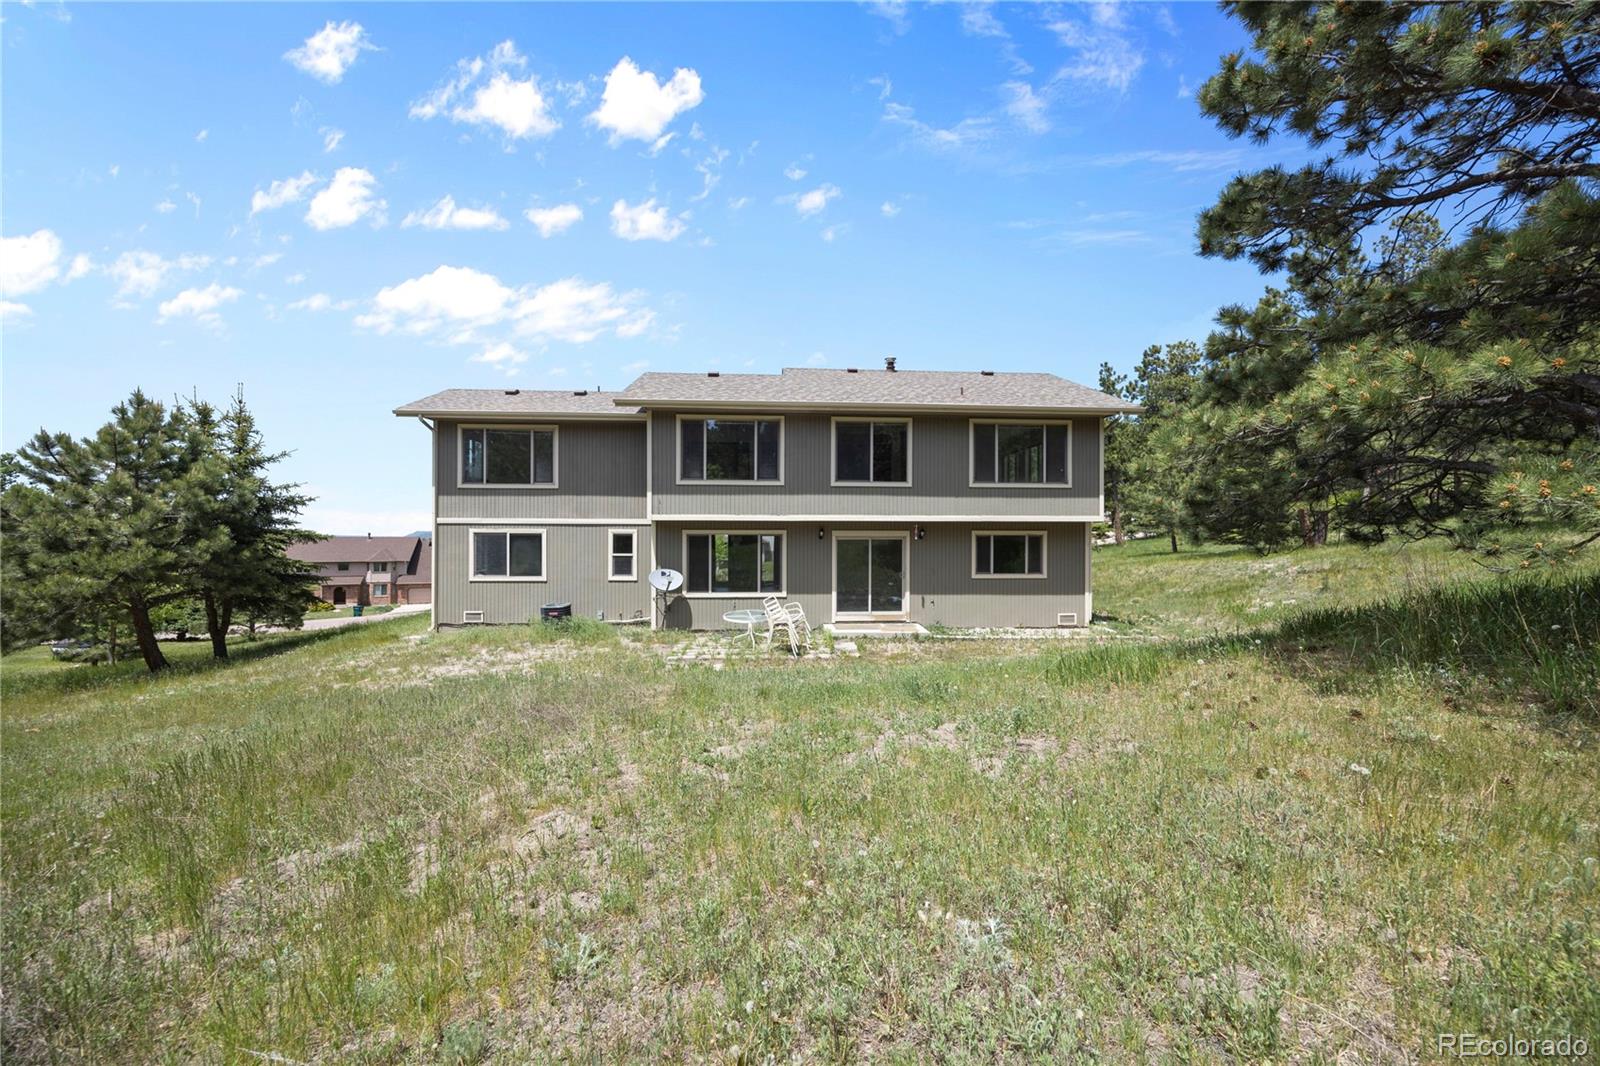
[
  {"left": 1177, "top": 75, "right": 1192, "bottom": 99},
  {"left": 107, "top": 250, "right": 208, "bottom": 299},
  {"left": 65, "top": 253, "right": 93, "bottom": 281},
  {"left": 588, "top": 57, "right": 704, "bottom": 144},
  {"left": 288, "top": 292, "right": 353, "bottom": 312},
  {"left": 0, "top": 230, "right": 63, "bottom": 297},
  {"left": 402, "top": 195, "right": 509, "bottom": 231},
  {"left": 322, "top": 127, "right": 345, "bottom": 152},
  {"left": 881, "top": 201, "right": 901, "bottom": 218},
  {"left": 357, "top": 265, "right": 654, "bottom": 346},
  {"left": 525, "top": 203, "right": 583, "bottom": 237},
  {"left": 961, "top": 3, "right": 1007, "bottom": 38},
  {"left": 157, "top": 282, "right": 242, "bottom": 325},
  {"left": 516, "top": 278, "right": 653, "bottom": 343},
  {"left": 1049, "top": 9, "right": 1145, "bottom": 92},
  {"left": 821, "top": 224, "right": 846, "bottom": 243},
  {"left": 0, "top": 300, "right": 32, "bottom": 322},
  {"left": 284, "top": 21, "right": 375, "bottom": 84},
  {"left": 470, "top": 341, "right": 528, "bottom": 374},
  {"left": 251, "top": 171, "right": 318, "bottom": 215},
  {"left": 155, "top": 199, "right": 177, "bottom": 214},
  {"left": 410, "top": 41, "right": 558, "bottom": 141},
  {"left": 306, "top": 167, "right": 386, "bottom": 230},
  {"left": 883, "top": 100, "right": 994, "bottom": 151},
  {"left": 1087, "top": 148, "right": 1247, "bottom": 172},
  {"left": 195, "top": 128, "right": 209, "bottom": 143},
  {"left": 1003, "top": 81, "right": 1050, "bottom": 133},
  {"left": 782, "top": 183, "right": 841, "bottom": 218},
  {"left": 784, "top": 163, "right": 808, "bottom": 181},
  {"left": 728, "top": 196, "right": 752, "bottom": 210},
  {"left": 609, "top": 198, "right": 686, "bottom": 242},
  {"left": 867, "top": 1, "right": 909, "bottom": 34},
  {"left": 690, "top": 145, "right": 730, "bottom": 202},
  {"left": 285, "top": 272, "right": 308, "bottom": 285},
  {"left": 648, "top": 132, "right": 678, "bottom": 156}
]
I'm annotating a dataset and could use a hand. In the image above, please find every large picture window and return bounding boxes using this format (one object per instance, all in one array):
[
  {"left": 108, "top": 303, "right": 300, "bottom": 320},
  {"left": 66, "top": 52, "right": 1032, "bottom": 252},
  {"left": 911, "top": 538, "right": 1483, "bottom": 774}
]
[
  {"left": 680, "top": 417, "right": 781, "bottom": 482},
  {"left": 970, "top": 422, "right": 1069, "bottom": 486},
  {"left": 684, "top": 532, "right": 784, "bottom": 594},
  {"left": 460, "top": 427, "right": 556, "bottom": 486},
  {"left": 471, "top": 530, "right": 545, "bottom": 580},
  {"left": 973, "top": 532, "right": 1046, "bottom": 577},
  {"left": 833, "top": 419, "right": 910, "bottom": 484}
]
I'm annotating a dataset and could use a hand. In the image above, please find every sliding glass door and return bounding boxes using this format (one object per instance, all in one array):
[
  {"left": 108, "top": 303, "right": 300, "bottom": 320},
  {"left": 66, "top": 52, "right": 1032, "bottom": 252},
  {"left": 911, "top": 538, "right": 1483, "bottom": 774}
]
[{"left": 833, "top": 534, "right": 908, "bottom": 620}]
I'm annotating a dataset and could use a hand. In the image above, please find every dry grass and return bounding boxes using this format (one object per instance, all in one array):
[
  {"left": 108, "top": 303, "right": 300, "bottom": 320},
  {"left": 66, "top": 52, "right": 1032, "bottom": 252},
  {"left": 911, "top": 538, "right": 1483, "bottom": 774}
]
[{"left": 2, "top": 540, "right": 1596, "bottom": 1062}]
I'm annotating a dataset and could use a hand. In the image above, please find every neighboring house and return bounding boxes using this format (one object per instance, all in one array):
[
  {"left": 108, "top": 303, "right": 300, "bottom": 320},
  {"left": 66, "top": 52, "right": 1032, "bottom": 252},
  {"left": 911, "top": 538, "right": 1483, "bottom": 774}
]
[
  {"left": 394, "top": 363, "right": 1138, "bottom": 630},
  {"left": 287, "top": 534, "right": 433, "bottom": 607}
]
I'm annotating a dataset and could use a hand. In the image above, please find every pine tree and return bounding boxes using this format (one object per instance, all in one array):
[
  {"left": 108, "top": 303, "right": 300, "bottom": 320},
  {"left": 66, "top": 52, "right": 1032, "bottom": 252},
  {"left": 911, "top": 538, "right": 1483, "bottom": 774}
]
[
  {"left": 2, "top": 392, "right": 195, "bottom": 671},
  {"left": 1184, "top": 2, "right": 1600, "bottom": 557}
]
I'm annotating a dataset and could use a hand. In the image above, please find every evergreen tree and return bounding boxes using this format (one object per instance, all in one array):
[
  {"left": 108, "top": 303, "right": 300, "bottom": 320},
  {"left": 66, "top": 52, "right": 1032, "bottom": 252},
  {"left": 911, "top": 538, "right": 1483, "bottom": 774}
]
[
  {"left": 1118, "top": 342, "right": 1204, "bottom": 552},
  {"left": 1185, "top": 1, "right": 1600, "bottom": 557},
  {"left": 179, "top": 392, "right": 318, "bottom": 659},
  {"left": 2, "top": 392, "right": 196, "bottom": 671},
  {"left": 1097, "top": 362, "right": 1134, "bottom": 544}
]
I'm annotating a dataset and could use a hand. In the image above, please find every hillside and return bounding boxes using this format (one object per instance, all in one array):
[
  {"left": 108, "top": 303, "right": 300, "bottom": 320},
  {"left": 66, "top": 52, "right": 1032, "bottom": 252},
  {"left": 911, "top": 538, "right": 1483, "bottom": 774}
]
[{"left": 3, "top": 539, "right": 1596, "bottom": 1062}]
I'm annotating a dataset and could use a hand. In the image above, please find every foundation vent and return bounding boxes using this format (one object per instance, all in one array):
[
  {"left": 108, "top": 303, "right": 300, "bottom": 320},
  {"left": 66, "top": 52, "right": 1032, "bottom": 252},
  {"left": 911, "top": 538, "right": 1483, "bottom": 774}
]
[
  {"left": 1056, "top": 612, "right": 1078, "bottom": 628},
  {"left": 463, "top": 610, "right": 485, "bottom": 625}
]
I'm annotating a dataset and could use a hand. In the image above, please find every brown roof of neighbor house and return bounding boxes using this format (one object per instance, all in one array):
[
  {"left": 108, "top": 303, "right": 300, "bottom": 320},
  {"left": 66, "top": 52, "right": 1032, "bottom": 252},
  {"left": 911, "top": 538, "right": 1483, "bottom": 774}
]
[
  {"left": 614, "top": 367, "right": 1140, "bottom": 414},
  {"left": 317, "top": 574, "right": 368, "bottom": 587},
  {"left": 393, "top": 389, "right": 643, "bottom": 418},
  {"left": 288, "top": 536, "right": 423, "bottom": 565},
  {"left": 397, "top": 539, "right": 432, "bottom": 585}
]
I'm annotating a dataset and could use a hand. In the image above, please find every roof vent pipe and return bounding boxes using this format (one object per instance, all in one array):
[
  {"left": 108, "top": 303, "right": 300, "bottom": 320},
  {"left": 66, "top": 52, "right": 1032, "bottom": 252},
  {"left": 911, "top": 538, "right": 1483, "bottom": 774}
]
[
  {"left": 980, "top": 370, "right": 994, "bottom": 376},
  {"left": 504, "top": 388, "right": 521, "bottom": 395},
  {"left": 885, "top": 356, "right": 897, "bottom": 372},
  {"left": 708, "top": 371, "right": 720, "bottom": 378}
]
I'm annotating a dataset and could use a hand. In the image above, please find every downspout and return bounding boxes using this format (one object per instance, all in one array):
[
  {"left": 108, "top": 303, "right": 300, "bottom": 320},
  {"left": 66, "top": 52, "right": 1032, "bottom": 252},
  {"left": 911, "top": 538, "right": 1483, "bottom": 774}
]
[{"left": 419, "top": 416, "right": 437, "bottom": 631}]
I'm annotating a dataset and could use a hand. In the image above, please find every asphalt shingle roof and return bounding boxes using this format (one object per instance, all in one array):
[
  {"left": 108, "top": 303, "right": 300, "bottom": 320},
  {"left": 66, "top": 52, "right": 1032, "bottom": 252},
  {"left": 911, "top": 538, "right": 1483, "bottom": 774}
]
[
  {"left": 288, "top": 536, "right": 423, "bottom": 565},
  {"left": 394, "top": 389, "right": 642, "bottom": 418},
  {"left": 614, "top": 367, "right": 1139, "bottom": 413}
]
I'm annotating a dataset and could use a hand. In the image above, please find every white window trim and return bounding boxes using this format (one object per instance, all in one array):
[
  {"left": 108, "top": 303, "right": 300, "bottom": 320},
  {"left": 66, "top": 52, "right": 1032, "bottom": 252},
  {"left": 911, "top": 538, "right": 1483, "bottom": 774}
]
[
  {"left": 372, "top": 583, "right": 389, "bottom": 597},
  {"left": 971, "top": 529, "right": 1049, "bottom": 579},
  {"left": 608, "top": 527, "right": 638, "bottom": 582},
  {"left": 457, "top": 423, "right": 560, "bottom": 490},
  {"left": 675, "top": 414, "right": 786, "bottom": 486},
  {"left": 831, "top": 530, "right": 911, "bottom": 622},
  {"left": 968, "top": 419, "right": 1072, "bottom": 489},
  {"left": 829, "top": 417, "right": 913, "bottom": 487},
  {"left": 468, "top": 526, "right": 548, "bottom": 583},
  {"left": 680, "top": 528, "right": 787, "bottom": 598}
]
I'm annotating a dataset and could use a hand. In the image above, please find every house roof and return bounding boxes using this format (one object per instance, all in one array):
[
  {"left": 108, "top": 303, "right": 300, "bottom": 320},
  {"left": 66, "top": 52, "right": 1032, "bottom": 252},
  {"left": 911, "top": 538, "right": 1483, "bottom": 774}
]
[
  {"left": 316, "top": 574, "right": 368, "bottom": 587},
  {"left": 397, "top": 539, "right": 431, "bottom": 585},
  {"left": 613, "top": 367, "right": 1140, "bottom": 414},
  {"left": 288, "top": 536, "right": 423, "bottom": 565},
  {"left": 394, "top": 389, "right": 642, "bottom": 419}
]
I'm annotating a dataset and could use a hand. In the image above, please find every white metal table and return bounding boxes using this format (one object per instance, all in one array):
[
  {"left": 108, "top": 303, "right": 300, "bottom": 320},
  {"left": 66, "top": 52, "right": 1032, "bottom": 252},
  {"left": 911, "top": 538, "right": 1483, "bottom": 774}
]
[{"left": 722, "top": 608, "right": 766, "bottom": 646}]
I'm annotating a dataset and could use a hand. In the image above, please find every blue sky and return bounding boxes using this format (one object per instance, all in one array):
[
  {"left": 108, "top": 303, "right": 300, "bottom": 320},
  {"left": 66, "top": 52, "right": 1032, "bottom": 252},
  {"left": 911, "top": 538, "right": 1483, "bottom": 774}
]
[{"left": 2, "top": 1, "right": 1287, "bottom": 534}]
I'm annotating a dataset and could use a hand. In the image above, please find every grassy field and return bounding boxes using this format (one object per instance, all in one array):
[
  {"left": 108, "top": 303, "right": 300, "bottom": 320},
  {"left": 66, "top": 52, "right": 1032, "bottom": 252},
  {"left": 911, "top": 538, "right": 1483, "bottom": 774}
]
[{"left": 3, "top": 539, "right": 1597, "bottom": 1062}]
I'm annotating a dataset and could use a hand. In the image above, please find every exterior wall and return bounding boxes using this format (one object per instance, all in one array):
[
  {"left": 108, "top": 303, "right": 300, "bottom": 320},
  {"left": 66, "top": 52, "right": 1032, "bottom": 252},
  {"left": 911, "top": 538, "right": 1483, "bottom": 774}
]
[
  {"left": 433, "top": 523, "right": 651, "bottom": 626},
  {"left": 400, "top": 585, "right": 432, "bottom": 605},
  {"left": 435, "top": 418, "right": 648, "bottom": 521},
  {"left": 652, "top": 520, "right": 1089, "bottom": 630},
  {"left": 649, "top": 411, "right": 1103, "bottom": 519}
]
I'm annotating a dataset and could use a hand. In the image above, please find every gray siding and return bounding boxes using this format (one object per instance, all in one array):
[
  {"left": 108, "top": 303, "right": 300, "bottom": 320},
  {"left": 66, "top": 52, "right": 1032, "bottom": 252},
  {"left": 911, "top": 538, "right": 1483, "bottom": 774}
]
[
  {"left": 436, "top": 419, "right": 647, "bottom": 521},
  {"left": 434, "top": 524, "right": 651, "bottom": 626},
  {"left": 649, "top": 412, "right": 1102, "bottom": 518},
  {"left": 653, "top": 521, "right": 1088, "bottom": 630}
]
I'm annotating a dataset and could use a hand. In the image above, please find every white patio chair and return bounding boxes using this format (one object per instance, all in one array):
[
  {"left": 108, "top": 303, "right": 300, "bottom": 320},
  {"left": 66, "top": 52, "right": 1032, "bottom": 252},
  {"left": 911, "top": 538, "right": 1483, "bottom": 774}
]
[
  {"left": 762, "top": 596, "right": 798, "bottom": 655},
  {"left": 782, "top": 601, "right": 812, "bottom": 653}
]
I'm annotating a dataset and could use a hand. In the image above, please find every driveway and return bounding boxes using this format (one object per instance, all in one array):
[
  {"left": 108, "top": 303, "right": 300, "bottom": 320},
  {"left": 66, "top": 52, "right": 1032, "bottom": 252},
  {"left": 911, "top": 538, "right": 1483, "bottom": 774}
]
[{"left": 299, "top": 603, "right": 430, "bottom": 631}]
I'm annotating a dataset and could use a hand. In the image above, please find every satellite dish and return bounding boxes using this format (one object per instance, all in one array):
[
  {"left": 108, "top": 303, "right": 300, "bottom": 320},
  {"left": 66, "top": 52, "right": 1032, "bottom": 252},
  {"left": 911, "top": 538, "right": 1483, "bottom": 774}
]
[{"left": 649, "top": 568, "right": 684, "bottom": 593}]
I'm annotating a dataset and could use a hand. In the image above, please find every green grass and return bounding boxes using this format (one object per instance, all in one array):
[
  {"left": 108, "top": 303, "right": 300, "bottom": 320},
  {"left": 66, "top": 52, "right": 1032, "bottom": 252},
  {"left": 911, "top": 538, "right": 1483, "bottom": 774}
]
[
  {"left": 2, "top": 540, "right": 1597, "bottom": 1062},
  {"left": 306, "top": 604, "right": 396, "bottom": 620}
]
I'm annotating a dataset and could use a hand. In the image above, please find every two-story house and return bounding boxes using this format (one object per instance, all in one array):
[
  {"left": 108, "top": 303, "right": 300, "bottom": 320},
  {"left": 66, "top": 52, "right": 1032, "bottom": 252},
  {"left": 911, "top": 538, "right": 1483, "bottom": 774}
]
[
  {"left": 287, "top": 534, "right": 433, "bottom": 607},
  {"left": 394, "top": 364, "right": 1138, "bottom": 630}
]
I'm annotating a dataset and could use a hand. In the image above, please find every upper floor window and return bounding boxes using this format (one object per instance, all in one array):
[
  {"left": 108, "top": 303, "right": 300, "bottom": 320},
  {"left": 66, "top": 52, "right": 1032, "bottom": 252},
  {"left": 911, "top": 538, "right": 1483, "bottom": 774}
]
[
  {"left": 336, "top": 562, "right": 350, "bottom": 571},
  {"left": 970, "top": 421, "right": 1070, "bottom": 486},
  {"left": 371, "top": 562, "right": 389, "bottom": 573},
  {"left": 833, "top": 419, "right": 910, "bottom": 485},
  {"left": 679, "top": 417, "right": 781, "bottom": 483},
  {"left": 461, "top": 427, "right": 556, "bottom": 487}
]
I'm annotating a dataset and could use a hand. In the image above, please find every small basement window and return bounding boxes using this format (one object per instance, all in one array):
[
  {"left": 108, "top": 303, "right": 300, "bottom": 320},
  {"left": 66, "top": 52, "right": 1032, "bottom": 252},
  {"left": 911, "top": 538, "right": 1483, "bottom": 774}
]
[{"left": 973, "top": 532, "right": 1046, "bottom": 577}]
